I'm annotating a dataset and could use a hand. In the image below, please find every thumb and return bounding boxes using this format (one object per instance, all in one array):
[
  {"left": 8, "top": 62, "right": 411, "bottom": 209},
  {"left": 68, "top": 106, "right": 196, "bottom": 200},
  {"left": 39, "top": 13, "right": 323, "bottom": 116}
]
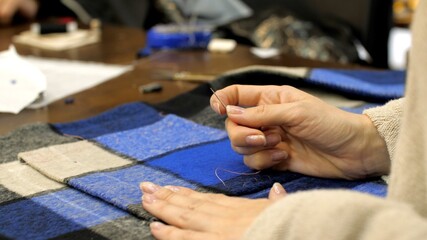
[
  {"left": 268, "top": 182, "right": 287, "bottom": 201},
  {"left": 226, "top": 104, "right": 296, "bottom": 129}
]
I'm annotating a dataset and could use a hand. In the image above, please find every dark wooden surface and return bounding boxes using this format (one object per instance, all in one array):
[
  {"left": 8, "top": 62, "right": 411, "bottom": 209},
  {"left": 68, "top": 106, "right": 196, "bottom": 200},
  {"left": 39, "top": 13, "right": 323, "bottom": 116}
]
[{"left": 0, "top": 24, "right": 348, "bottom": 136}]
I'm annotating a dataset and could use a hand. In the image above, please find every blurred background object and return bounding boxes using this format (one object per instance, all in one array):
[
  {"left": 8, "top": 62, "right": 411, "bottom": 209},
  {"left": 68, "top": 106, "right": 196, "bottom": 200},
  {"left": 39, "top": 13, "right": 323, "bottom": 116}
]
[
  {"left": 2, "top": 0, "right": 397, "bottom": 69},
  {"left": 156, "top": 0, "right": 394, "bottom": 68},
  {"left": 235, "top": 0, "right": 393, "bottom": 69},
  {"left": 393, "top": 0, "right": 419, "bottom": 26},
  {"left": 161, "top": 0, "right": 252, "bottom": 27},
  {"left": 219, "top": 8, "right": 360, "bottom": 65}
]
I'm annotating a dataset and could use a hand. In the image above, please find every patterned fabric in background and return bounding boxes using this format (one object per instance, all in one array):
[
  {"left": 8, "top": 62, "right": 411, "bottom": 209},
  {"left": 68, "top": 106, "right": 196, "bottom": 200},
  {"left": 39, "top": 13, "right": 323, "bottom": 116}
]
[{"left": 0, "top": 66, "right": 405, "bottom": 239}]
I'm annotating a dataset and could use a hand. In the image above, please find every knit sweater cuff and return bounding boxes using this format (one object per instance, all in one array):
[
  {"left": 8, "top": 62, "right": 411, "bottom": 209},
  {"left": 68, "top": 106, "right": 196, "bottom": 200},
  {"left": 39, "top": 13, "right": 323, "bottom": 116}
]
[
  {"left": 363, "top": 98, "right": 404, "bottom": 162},
  {"left": 243, "top": 190, "right": 425, "bottom": 240}
]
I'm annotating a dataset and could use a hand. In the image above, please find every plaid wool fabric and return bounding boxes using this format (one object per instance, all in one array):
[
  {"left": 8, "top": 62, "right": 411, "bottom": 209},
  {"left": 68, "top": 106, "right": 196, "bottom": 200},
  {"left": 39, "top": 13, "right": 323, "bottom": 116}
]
[{"left": 0, "top": 67, "right": 404, "bottom": 239}]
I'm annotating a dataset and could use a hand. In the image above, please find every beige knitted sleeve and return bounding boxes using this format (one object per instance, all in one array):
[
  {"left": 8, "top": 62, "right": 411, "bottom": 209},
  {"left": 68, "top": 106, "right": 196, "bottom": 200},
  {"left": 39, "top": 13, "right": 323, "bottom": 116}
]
[
  {"left": 363, "top": 98, "right": 404, "bottom": 162},
  {"left": 243, "top": 190, "right": 427, "bottom": 240},
  {"left": 244, "top": 1, "right": 427, "bottom": 238}
]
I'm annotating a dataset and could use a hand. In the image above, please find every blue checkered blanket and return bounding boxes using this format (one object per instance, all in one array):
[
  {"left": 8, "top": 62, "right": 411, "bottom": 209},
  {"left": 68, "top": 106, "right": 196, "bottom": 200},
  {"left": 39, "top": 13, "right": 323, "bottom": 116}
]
[{"left": 0, "top": 67, "right": 405, "bottom": 239}]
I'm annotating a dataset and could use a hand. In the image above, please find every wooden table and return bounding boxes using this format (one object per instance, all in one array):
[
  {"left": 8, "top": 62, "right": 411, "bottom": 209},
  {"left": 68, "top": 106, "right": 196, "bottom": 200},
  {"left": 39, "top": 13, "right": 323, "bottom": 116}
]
[{"left": 0, "top": 24, "right": 348, "bottom": 136}]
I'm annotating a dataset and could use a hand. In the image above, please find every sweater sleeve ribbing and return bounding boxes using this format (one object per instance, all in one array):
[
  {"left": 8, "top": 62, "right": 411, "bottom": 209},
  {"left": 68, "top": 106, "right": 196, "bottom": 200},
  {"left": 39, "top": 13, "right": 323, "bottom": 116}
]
[
  {"left": 363, "top": 98, "right": 404, "bottom": 162},
  {"left": 243, "top": 190, "right": 427, "bottom": 240}
]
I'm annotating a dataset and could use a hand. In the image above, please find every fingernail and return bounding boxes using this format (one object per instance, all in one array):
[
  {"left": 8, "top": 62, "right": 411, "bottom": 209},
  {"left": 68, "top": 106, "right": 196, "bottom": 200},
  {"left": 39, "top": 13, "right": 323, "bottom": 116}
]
[
  {"left": 150, "top": 221, "right": 165, "bottom": 230},
  {"left": 164, "top": 186, "right": 180, "bottom": 192},
  {"left": 226, "top": 105, "right": 244, "bottom": 115},
  {"left": 271, "top": 151, "right": 288, "bottom": 162},
  {"left": 140, "top": 182, "right": 160, "bottom": 194},
  {"left": 246, "top": 135, "right": 266, "bottom": 146},
  {"left": 142, "top": 193, "right": 157, "bottom": 204},
  {"left": 214, "top": 102, "right": 221, "bottom": 114},
  {"left": 273, "top": 182, "right": 286, "bottom": 195}
]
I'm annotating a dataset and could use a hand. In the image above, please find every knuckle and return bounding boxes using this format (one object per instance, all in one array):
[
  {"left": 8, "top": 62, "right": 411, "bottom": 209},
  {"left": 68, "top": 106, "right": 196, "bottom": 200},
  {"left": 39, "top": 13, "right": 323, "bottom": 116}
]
[
  {"left": 255, "top": 104, "right": 267, "bottom": 115},
  {"left": 228, "top": 133, "right": 240, "bottom": 145},
  {"left": 243, "top": 155, "right": 264, "bottom": 170},
  {"left": 209, "top": 193, "right": 228, "bottom": 201},
  {"left": 155, "top": 188, "right": 176, "bottom": 201},
  {"left": 288, "top": 101, "right": 307, "bottom": 116},
  {"left": 280, "top": 85, "right": 297, "bottom": 92},
  {"left": 187, "top": 198, "right": 206, "bottom": 210},
  {"left": 231, "top": 144, "right": 240, "bottom": 153},
  {"left": 233, "top": 146, "right": 248, "bottom": 154},
  {"left": 178, "top": 209, "right": 194, "bottom": 225}
]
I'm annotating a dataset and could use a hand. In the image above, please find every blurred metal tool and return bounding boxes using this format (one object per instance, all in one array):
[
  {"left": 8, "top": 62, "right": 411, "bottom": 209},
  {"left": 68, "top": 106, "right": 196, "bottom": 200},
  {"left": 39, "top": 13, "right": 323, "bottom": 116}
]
[
  {"left": 152, "top": 70, "right": 216, "bottom": 83},
  {"left": 139, "top": 82, "right": 163, "bottom": 94}
]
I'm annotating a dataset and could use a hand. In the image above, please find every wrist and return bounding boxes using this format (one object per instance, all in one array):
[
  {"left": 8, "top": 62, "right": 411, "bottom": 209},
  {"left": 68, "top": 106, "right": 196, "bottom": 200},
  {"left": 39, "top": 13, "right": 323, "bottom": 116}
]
[{"left": 358, "top": 114, "right": 391, "bottom": 177}]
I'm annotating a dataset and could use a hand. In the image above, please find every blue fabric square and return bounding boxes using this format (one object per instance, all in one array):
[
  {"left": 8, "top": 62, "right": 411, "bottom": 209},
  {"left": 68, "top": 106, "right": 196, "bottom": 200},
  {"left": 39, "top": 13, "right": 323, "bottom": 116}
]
[
  {"left": 309, "top": 69, "right": 405, "bottom": 100},
  {"left": 53, "top": 102, "right": 162, "bottom": 139},
  {"left": 0, "top": 189, "right": 127, "bottom": 240},
  {"left": 280, "top": 176, "right": 386, "bottom": 197},
  {"left": 352, "top": 181, "right": 387, "bottom": 197},
  {"left": 68, "top": 164, "right": 199, "bottom": 210},
  {"left": 147, "top": 138, "right": 251, "bottom": 186},
  {"left": 341, "top": 103, "right": 382, "bottom": 114},
  {"left": 211, "top": 170, "right": 303, "bottom": 196},
  {"left": 94, "top": 115, "right": 228, "bottom": 162},
  {"left": 243, "top": 178, "right": 387, "bottom": 199}
]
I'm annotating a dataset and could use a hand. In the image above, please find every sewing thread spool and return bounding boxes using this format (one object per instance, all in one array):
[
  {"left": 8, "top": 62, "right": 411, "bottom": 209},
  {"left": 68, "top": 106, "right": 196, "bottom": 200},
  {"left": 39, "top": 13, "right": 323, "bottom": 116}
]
[{"left": 31, "top": 22, "right": 78, "bottom": 35}]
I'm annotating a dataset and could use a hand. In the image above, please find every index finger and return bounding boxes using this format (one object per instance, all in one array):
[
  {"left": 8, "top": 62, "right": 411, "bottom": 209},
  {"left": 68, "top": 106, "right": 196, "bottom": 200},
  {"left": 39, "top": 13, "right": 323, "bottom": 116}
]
[
  {"left": 209, "top": 85, "right": 306, "bottom": 115},
  {"left": 209, "top": 85, "right": 272, "bottom": 115}
]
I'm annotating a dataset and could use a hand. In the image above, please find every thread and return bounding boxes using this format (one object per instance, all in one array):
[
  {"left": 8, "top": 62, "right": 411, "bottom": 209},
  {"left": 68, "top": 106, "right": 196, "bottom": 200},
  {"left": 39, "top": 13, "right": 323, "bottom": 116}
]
[
  {"left": 215, "top": 167, "right": 261, "bottom": 187},
  {"left": 63, "top": 133, "right": 85, "bottom": 140}
]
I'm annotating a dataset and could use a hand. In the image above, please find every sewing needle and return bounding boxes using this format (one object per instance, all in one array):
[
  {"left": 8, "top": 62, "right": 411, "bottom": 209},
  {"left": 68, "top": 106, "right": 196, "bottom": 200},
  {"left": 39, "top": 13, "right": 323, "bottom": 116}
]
[{"left": 210, "top": 88, "right": 227, "bottom": 110}]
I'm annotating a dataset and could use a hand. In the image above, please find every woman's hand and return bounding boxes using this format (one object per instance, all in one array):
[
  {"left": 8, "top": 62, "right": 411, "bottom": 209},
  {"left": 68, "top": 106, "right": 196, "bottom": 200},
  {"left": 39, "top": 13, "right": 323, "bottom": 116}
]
[
  {"left": 140, "top": 182, "right": 286, "bottom": 240},
  {"left": 0, "top": 0, "right": 38, "bottom": 24},
  {"left": 210, "top": 85, "right": 390, "bottom": 180}
]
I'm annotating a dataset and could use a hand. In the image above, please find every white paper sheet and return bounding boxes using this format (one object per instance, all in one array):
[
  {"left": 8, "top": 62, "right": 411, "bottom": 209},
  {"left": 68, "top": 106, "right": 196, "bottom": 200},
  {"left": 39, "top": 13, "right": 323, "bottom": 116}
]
[
  {"left": 0, "top": 46, "right": 46, "bottom": 114},
  {"left": 25, "top": 57, "right": 132, "bottom": 109}
]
